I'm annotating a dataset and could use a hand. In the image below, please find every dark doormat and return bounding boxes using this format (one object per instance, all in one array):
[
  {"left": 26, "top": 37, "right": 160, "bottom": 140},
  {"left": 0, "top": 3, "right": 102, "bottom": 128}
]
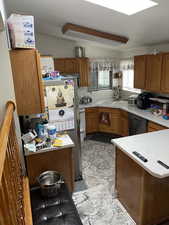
[{"left": 86, "top": 132, "right": 121, "bottom": 143}]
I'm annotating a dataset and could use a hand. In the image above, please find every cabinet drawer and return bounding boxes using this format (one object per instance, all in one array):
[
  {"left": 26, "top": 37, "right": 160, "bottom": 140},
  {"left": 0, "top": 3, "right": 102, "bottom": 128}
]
[
  {"left": 85, "top": 107, "right": 98, "bottom": 113},
  {"left": 148, "top": 121, "right": 167, "bottom": 132}
]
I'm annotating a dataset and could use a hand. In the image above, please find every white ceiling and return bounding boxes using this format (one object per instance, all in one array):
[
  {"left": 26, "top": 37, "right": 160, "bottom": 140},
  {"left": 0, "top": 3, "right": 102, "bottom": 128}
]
[{"left": 5, "top": 0, "right": 169, "bottom": 50}]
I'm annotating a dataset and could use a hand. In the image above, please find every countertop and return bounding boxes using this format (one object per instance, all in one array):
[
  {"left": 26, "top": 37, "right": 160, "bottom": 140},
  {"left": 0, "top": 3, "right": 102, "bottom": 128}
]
[
  {"left": 80, "top": 100, "right": 169, "bottom": 128},
  {"left": 112, "top": 130, "right": 169, "bottom": 178},
  {"left": 81, "top": 100, "right": 169, "bottom": 178},
  {"left": 24, "top": 134, "right": 75, "bottom": 156}
]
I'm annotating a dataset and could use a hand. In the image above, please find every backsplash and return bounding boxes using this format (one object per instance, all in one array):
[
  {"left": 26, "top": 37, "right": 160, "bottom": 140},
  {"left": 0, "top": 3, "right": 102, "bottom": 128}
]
[{"left": 78, "top": 87, "right": 113, "bottom": 103}]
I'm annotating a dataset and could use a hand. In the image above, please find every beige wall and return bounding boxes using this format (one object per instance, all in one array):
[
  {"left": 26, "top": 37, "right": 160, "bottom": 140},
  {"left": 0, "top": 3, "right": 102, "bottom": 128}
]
[
  {"left": 0, "top": 0, "right": 25, "bottom": 170},
  {"left": 36, "top": 33, "right": 120, "bottom": 59}
]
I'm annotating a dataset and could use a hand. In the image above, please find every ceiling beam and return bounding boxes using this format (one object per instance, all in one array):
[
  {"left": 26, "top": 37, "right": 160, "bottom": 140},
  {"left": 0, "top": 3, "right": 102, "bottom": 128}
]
[{"left": 62, "top": 23, "right": 128, "bottom": 44}]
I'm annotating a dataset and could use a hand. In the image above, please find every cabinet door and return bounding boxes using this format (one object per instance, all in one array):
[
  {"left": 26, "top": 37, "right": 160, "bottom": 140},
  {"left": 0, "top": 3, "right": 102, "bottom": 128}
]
[
  {"left": 54, "top": 59, "right": 65, "bottom": 74},
  {"left": 79, "top": 58, "right": 89, "bottom": 87},
  {"left": 85, "top": 108, "right": 99, "bottom": 134},
  {"left": 134, "top": 55, "right": 146, "bottom": 89},
  {"left": 148, "top": 121, "right": 167, "bottom": 132},
  {"left": 64, "top": 59, "right": 79, "bottom": 74},
  {"left": 120, "top": 111, "right": 129, "bottom": 136},
  {"left": 10, "top": 50, "right": 45, "bottom": 115},
  {"left": 146, "top": 54, "right": 162, "bottom": 91},
  {"left": 161, "top": 53, "right": 169, "bottom": 93}
]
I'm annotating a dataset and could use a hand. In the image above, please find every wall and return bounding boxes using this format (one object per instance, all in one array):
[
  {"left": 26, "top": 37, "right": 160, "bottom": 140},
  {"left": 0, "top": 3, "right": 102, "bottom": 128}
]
[
  {"left": 36, "top": 33, "right": 120, "bottom": 59},
  {"left": 0, "top": 0, "right": 25, "bottom": 170},
  {"left": 119, "top": 42, "right": 169, "bottom": 59},
  {"left": 36, "top": 33, "right": 121, "bottom": 101}
]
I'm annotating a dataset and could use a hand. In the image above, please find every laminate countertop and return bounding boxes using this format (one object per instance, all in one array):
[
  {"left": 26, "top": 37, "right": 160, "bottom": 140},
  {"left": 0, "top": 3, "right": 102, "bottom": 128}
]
[
  {"left": 112, "top": 130, "right": 169, "bottom": 178},
  {"left": 80, "top": 100, "right": 169, "bottom": 128}
]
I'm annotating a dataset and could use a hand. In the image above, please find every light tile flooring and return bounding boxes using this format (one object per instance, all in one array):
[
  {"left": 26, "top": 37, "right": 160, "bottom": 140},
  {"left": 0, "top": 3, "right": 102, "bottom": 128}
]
[{"left": 73, "top": 140, "right": 136, "bottom": 225}]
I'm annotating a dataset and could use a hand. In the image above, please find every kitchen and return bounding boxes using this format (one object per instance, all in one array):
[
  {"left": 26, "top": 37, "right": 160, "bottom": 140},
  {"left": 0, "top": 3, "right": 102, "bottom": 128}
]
[{"left": 1, "top": 0, "right": 169, "bottom": 225}]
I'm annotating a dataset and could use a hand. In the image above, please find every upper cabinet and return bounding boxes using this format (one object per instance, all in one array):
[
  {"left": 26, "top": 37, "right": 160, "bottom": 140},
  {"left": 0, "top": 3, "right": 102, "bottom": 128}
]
[
  {"left": 161, "top": 53, "right": 169, "bottom": 93},
  {"left": 146, "top": 54, "right": 162, "bottom": 91},
  {"left": 10, "top": 49, "right": 45, "bottom": 115},
  {"left": 134, "top": 55, "right": 147, "bottom": 89},
  {"left": 54, "top": 57, "right": 89, "bottom": 87},
  {"left": 134, "top": 53, "right": 169, "bottom": 93}
]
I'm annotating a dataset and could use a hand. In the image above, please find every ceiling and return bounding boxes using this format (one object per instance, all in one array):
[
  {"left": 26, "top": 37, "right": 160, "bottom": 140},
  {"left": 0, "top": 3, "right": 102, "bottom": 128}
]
[{"left": 5, "top": 0, "right": 169, "bottom": 50}]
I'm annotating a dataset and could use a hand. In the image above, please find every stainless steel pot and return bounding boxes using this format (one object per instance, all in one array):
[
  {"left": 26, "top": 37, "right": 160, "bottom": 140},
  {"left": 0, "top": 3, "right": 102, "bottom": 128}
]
[{"left": 37, "top": 171, "right": 64, "bottom": 197}]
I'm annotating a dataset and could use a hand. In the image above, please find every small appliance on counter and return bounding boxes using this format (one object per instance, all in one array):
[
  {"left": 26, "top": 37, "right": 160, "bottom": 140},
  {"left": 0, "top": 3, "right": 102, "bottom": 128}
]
[
  {"left": 136, "top": 92, "right": 153, "bottom": 109},
  {"left": 80, "top": 96, "right": 92, "bottom": 105},
  {"left": 128, "top": 95, "right": 138, "bottom": 106}
]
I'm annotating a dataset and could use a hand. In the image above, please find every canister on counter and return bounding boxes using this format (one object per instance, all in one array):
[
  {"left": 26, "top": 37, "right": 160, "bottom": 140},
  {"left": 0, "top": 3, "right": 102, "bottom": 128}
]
[{"left": 47, "top": 125, "right": 57, "bottom": 140}]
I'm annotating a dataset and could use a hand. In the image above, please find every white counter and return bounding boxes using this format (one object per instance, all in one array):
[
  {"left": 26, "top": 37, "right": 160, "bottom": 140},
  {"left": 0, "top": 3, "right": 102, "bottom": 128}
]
[
  {"left": 112, "top": 130, "right": 169, "bottom": 178},
  {"left": 80, "top": 100, "right": 169, "bottom": 128}
]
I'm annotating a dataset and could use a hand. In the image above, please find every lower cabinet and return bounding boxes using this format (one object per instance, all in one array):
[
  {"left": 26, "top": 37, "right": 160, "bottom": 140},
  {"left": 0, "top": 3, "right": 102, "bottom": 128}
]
[
  {"left": 25, "top": 148, "right": 74, "bottom": 192},
  {"left": 85, "top": 107, "right": 129, "bottom": 136},
  {"left": 120, "top": 110, "right": 129, "bottom": 136},
  {"left": 148, "top": 121, "right": 167, "bottom": 132},
  {"left": 85, "top": 107, "right": 99, "bottom": 134}
]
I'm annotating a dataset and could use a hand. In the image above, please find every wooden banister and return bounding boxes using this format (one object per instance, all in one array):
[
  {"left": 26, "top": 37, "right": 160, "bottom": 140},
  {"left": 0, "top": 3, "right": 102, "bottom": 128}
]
[
  {"left": 0, "top": 101, "right": 15, "bottom": 184},
  {"left": 0, "top": 100, "right": 33, "bottom": 225}
]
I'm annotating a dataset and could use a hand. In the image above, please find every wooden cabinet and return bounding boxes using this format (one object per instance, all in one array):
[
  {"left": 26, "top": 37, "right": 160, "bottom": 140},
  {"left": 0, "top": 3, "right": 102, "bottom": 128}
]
[
  {"left": 54, "top": 57, "right": 89, "bottom": 87},
  {"left": 78, "top": 58, "right": 89, "bottom": 87},
  {"left": 146, "top": 54, "right": 162, "bottom": 91},
  {"left": 148, "top": 121, "right": 167, "bottom": 132},
  {"left": 134, "top": 55, "right": 147, "bottom": 89},
  {"left": 134, "top": 53, "right": 169, "bottom": 93},
  {"left": 120, "top": 110, "right": 129, "bottom": 136},
  {"left": 10, "top": 49, "right": 45, "bottom": 115},
  {"left": 85, "top": 107, "right": 99, "bottom": 134},
  {"left": 98, "top": 108, "right": 122, "bottom": 135},
  {"left": 161, "top": 53, "right": 169, "bottom": 93},
  {"left": 116, "top": 147, "right": 169, "bottom": 225},
  {"left": 85, "top": 107, "right": 128, "bottom": 136},
  {"left": 26, "top": 148, "right": 74, "bottom": 192}
]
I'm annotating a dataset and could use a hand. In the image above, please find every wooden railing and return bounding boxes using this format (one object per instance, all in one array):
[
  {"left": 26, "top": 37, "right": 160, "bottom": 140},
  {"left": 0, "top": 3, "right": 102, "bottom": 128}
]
[{"left": 0, "top": 101, "right": 32, "bottom": 225}]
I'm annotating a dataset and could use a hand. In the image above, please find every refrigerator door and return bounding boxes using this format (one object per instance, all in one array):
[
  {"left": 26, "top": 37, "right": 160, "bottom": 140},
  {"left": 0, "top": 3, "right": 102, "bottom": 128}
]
[{"left": 44, "top": 77, "right": 82, "bottom": 180}]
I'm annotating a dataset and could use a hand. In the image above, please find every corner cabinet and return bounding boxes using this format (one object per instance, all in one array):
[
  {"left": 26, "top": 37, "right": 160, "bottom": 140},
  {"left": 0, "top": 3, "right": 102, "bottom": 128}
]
[
  {"left": 10, "top": 49, "right": 45, "bottom": 115},
  {"left": 134, "top": 53, "right": 169, "bottom": 94},
  {"left": 54, "top": 57, "right": 89, "bottom": 87}
]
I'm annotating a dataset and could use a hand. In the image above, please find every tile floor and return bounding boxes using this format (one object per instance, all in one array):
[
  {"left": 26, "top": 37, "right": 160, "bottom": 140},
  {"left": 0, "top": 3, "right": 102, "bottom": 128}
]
[{"left": 73, "top": 140, "right": 136, "bottom": 225}]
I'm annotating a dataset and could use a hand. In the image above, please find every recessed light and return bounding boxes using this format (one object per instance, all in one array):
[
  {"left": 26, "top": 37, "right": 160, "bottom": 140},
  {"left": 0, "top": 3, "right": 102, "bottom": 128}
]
[{"left": 84, "top": 0, "right": 158, "bottom": 15}]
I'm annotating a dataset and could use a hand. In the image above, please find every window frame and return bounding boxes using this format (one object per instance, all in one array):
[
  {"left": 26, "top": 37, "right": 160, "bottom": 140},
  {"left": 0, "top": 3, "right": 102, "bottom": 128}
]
[{"left": 89, "top": 70, "right": 113, "bottom": 91}]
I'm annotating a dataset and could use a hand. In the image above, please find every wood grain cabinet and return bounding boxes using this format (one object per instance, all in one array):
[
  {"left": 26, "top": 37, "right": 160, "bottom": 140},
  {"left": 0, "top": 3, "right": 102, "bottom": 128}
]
[
  {"left": 85, "top": 107, "right": 99, "bottom": 134},
  {"left": 161, "top": 53, "right": 169, "bottom": 93},
  {"left": 134, "top": 55, "right": 147, "bottom": 89},
  {"left": 26, "top": 148, "right": 74, "bottom": 192},
  {"left": 148, "top": 121, "right": 167, "bottom": 132},
  {"left": 120, "top": 110, "right": 129, "bottom": 136},
  {"left": 146, "top": 54, "right": 162, "bottom": 91},
  {"left": 134, "top": 53, "right": 169, "bottom": 93},
  {"left": 116, "top": 148, "right": 169, "bottom": 225},
  {"left": 54, "top": 57, "right": 89, "bottom": 87},
  {"left": 86, "top": 107, "right": 129, "bottom": 136},
  {"left": 10, "top": 49, "right": 45, "bottom": 115}
]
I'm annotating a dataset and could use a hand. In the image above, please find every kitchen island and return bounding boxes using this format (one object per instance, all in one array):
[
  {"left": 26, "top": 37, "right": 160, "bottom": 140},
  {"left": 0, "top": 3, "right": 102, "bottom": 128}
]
[{"left": 112, "top": 130, "right": 169, "bottom": 225}]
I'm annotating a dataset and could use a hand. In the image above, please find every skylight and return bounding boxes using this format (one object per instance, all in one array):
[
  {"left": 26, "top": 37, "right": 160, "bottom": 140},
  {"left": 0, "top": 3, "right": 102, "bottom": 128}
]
[{"left": 84, "top": 0, "right": 158, "bottom": 15}]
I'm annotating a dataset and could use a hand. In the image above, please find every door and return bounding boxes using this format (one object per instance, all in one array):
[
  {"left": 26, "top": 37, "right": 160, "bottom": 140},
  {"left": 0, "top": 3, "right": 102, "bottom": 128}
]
[
  {"left": 134, "top": 55, "right": 146, "bottom": 89},
  {"left": 85, "top": 108, "right": 99, "bottom": 134},
  {"left": 64, "top": 59, "right": 78, "bottom": 74},
  {"left": 54, "top": 58, "right": 65, "bottom": 74},
  {"left": 10, "top": 49, "right": 45, "bottom": 115},
  {"left": 161, "top": 53, "right": 169, "bottom": 93},
  {"left": 146, "top": 54, "right": 162, "bottom": 91},
  {"left": 78, "top": 58, "right": 89, "bottom": 87}
]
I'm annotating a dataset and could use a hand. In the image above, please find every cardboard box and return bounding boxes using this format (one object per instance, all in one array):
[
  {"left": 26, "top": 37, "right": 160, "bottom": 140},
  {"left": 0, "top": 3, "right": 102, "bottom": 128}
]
[{"left": 7, "top": 14, "right": 35, "bottom": 49}]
